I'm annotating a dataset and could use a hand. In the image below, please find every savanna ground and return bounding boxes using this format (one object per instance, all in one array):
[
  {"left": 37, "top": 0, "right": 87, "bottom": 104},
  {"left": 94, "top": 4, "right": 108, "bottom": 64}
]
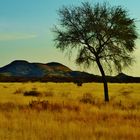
[{"left": 0, "top": 82, "right": 140, "bottom": 140}]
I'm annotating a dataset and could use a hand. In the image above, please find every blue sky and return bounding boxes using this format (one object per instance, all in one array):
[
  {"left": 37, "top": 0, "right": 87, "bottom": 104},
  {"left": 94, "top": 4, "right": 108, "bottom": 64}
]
[{"left": 0, "top": 0, "right": 140, "bottom": 76}]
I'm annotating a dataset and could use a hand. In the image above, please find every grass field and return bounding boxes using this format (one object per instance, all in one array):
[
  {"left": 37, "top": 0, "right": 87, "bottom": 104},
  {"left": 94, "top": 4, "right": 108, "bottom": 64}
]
[{"left": 0, "top": 82, "right": 140, "bottom": 140}]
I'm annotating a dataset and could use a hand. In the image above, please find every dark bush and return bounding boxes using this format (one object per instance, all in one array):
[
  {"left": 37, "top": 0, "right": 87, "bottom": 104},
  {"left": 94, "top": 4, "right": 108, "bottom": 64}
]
[
  {"left": 76, "top": 82, "right": 83, "bottom": 86},
  {"left": 24, "top": 90, "right": 41, "bottom": 97}
]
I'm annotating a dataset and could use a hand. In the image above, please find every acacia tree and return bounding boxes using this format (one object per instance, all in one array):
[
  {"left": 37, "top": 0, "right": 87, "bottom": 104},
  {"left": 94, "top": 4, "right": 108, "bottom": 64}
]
[{"left": 53, "top": 2, "right": 137, "bottom": 102}]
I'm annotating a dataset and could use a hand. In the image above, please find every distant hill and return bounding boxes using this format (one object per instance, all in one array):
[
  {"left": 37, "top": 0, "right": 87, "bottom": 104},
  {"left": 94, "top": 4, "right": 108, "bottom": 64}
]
[
  {"left": 110, "top": 73, "right": 140, "bottom": 83},
  {"left": 0, "top": 60, "right": 140, "bottom": 83},
  {"left": 0, "top": 60, "right": 71, "bottom": 77},
  {"left": 0, "top": 60, "right": 44, "bottom": 77}
]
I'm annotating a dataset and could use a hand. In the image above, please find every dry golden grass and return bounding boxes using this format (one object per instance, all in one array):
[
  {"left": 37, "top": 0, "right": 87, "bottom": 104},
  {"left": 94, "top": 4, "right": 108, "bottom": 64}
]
[{"left": 0, "top": 82, "right": 140, "bottom": 140}]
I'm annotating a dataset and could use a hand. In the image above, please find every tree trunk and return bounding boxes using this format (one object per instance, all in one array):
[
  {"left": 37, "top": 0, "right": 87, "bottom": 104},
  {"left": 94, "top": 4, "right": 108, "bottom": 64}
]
[{"left": 96, "top": 59, "right": 109, "bottom": 102}]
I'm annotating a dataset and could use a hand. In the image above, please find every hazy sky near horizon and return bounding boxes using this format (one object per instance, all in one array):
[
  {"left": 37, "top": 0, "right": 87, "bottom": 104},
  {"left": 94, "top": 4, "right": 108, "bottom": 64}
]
[{"left": 0, "top": 0, "right": 140, "bottom": 76}]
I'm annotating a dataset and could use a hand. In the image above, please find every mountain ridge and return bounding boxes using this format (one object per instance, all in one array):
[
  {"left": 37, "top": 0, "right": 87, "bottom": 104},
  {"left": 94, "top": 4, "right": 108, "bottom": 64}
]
[
  {"left": 0, "top": 60, "right": 71, "bottom": 77},
  {"left": 0, "top": 60, "right": 140, "bottom": 83}
]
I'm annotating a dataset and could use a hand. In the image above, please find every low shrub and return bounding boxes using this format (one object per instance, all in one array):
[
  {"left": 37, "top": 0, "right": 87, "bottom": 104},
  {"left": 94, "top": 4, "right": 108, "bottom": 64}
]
[
  {"left": 74, "top": 81, "right": 83, "bottom": 86},
  {"left": 24, "top": 90, "right": 41, "bottom": 97},
  {"left": 29, "top": 100, "right": 80, "bottom": 112},
  {"left": 29, "top": 100, "right": 62, "bottom": 112},
  {"left": 0, "top": 102, "right": 17, "bottom": 111}
]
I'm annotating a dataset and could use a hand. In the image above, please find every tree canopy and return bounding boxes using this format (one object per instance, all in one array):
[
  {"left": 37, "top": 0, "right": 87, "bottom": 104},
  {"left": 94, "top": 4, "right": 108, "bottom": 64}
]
[{"left": 53, "top": 2, "right": 138, "bottom": 101}]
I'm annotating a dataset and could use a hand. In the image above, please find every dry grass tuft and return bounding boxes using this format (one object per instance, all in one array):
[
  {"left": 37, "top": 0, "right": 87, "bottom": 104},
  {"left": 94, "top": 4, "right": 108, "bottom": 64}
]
[
  {"left": 80, "top": 93, "right": 95, "bottom": 104},
  {"left": 44, "top": 91, "right": 54, "bottom": 97},
  {"left": 14, "top": 88, "right": 23, "bottom": 94}
]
